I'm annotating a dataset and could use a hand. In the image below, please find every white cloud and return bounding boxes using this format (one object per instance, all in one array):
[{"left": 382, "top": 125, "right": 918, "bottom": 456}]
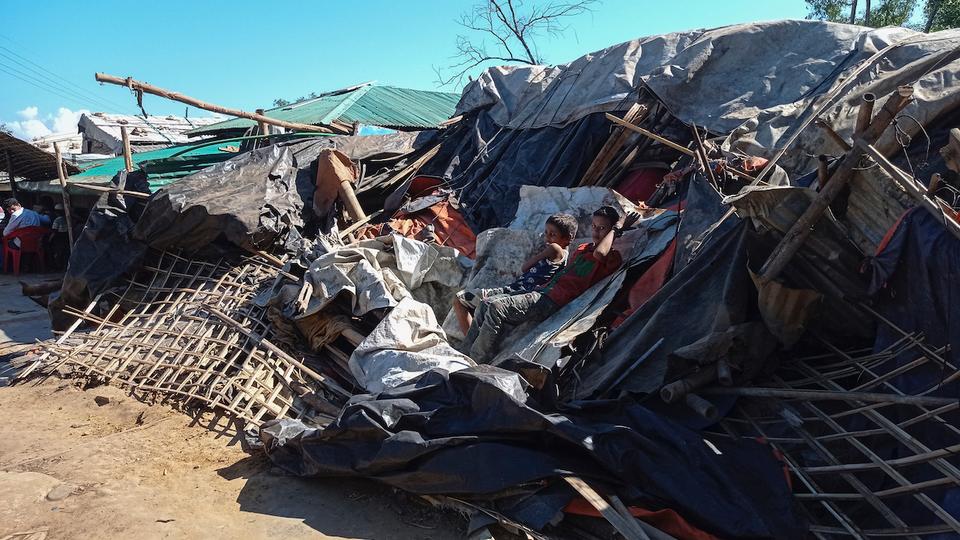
[
  {"left": 3, "top": 105, "right": 89, "bottom": 141},
  {"left": 51, "top": 107, "right": 86, "bottom": 134}
]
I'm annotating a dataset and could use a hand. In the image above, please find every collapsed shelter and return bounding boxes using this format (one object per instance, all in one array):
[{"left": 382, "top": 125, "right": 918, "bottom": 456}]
[{"left": 10, "top": 19, "right": 960, "bottom": 539}]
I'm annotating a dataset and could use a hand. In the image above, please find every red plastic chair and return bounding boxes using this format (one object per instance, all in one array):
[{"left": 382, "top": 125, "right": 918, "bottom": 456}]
[{"left": 2, "top": 226, "right": 49, "bottom": 275}]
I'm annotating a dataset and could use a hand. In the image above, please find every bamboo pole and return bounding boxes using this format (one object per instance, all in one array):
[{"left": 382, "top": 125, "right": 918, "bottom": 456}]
[
  {"left": 815, "top": 119, "right": 852, "bottom": 152},
  {"left": 120, "top": 126, "right": 134, "bottom": 172},
  {"left": 605, "top": 113, "right": 694, "bottom": 156},
  {"left": 95, "top": 73, "right": 350, "bottom": 134},
  {"left": 3, "top": 150, "right": 19, "bottom": 200},
  {"left": 53, "top": 142, "right": 76, "bottom": 250},
  {"left": 757, "top": 86, "right": 914, "bottom": 286},
  {"left": 691, "top": 124, "right": 718, "bottom": 187},
  {"left": 703, "top": 386, "right": 958, "bottom": 408},
  {"left": 70, "top": 183, "right": 149, "bottom": 199},
  {"left": 579, "top": 104, "right": 648, "bottom": 186},
  {"left": 860, "top": 143, "right": 960, "bottom": 242}
]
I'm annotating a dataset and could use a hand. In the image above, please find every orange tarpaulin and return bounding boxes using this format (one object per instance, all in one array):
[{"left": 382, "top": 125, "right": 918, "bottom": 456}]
[
  {"left": 358, "top": 196, "right": 477, "bottom": 259},
  {"left": 564, "top": 498, "right": 721, "bottom": 540}
]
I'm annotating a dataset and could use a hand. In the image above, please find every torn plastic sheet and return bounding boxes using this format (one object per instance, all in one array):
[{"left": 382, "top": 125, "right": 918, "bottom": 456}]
[
  {"left": 349, "top": 296, "right": 476, "bottom": 393},
  {"left": 291, "top": 234, "right": 470, "bottom": 320},
  {"left": 441, "top": 185, "right": 656, "bottom": 341},
  {"left": 259, "top": 366, "right": 806, "bottom": 538},
  {"left": 133, "top": 144, "right": 304, "bottom": 252}
]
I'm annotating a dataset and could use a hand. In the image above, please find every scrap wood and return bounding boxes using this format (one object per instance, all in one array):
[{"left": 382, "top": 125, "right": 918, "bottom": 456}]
[
  {"left": 579, "top": 103, "right": 649, "bottom": 186},
  {"left": 702, "top": 386, "right": 958, "bottom": 407},
  {"left": 95, "top": 73, "right": 350, "bottom": 134},
  {"left": 942, "top": 127, "right": 960, "bottom": 173},
  {"left": 605, "top": 114, "right": 693, "bottom": 157},
  {"left": 860, "top": 142, "right": 960, "bottom": 241},
  {"left": 757, "top": 86, "right": 915, "bottom": 286},
  {"left": 563, "top": 476, "right": 652, "bottom": 540}
]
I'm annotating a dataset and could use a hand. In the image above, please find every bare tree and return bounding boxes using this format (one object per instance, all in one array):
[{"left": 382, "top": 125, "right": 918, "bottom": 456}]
[{"left": 435, "top": 0, "right": 599, "bottom": 87}]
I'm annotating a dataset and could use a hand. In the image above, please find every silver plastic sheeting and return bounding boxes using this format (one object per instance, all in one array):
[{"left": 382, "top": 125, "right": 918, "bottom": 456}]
[
  {"left": 349, "top": 296, "right": 476, "bottom": 394},
  {"left": 442, "top": 185, "right": 645, "bottom": 340},
  {"left": 298, "top": 234, "right": 470, "bottom": 319},
  {"left": 455, "top": 20, "right": 960, "bottom": 173},
  {"left": 508, "top": 185, "right": 639, "bottom": 235},
  {"left": 494, "top": 211, "right": 679, "bottom": 367}
]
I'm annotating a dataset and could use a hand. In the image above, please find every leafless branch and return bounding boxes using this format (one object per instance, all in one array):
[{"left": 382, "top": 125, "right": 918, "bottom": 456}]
[{"left": 434, "top": 0, "right": 599, "bottom": 88}]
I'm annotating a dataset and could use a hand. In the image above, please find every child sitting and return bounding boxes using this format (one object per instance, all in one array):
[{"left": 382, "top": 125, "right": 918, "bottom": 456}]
[
  {"left": 462, "top": 206, "right": 635, "bottom": 363},
  {"left": 453, "top": 213, "right": 578, "bottom": 334}
]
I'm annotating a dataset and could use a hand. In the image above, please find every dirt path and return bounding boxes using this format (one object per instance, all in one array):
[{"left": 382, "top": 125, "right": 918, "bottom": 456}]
[{"left": 0, "top": 379, "right": 463, "bottom": 539}]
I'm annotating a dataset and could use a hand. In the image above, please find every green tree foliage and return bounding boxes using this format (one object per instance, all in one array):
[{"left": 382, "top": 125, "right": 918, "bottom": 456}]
[{"left": 805, "top": 0, "right": 960, "bottom": 30}]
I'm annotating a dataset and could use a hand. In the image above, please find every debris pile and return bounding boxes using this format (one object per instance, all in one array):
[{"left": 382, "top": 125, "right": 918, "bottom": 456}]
[{"left": 15, "top": 19, "right": 960, "bottom": 538}]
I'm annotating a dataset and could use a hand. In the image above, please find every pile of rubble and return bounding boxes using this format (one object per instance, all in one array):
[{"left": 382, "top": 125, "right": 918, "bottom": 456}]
[{"left": 15, "top": 19, "right": 960, "bottom": 538}]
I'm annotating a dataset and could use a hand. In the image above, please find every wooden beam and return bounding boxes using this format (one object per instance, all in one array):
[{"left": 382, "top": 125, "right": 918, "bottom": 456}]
[
  {"left": 691, "top": 124, "right": 718, "bottom": 187},
  {"left": 3, "top": 150, "right": 19, "bottom": 200},
  {"left": 757, "top": 86, "right": 914, "bottom": 286},
  {"left": 70, "top": 183, "right": 149, "bottom": 199},
  {"left": 120, "top": 126, "right": 134, "bottom": 172},
  {"left": 815, "top": 119, "right": 852, "bottom": 152},
  {"left": 579, "top": 104, "right": 648, "bottom": 186},
  {"left": 861, "top": 143, "right": 960, "bottom": 242},
  {"left": 95, "top": 73, "right": 350, "bottom": 134},
  {"left": 605, "top": 113, "right": 694, "bottom": 157},
  {"left": 53, "top": 143, "right": 76, "bottom": 251},
  {"left": 563, "top": 476, "right": 650, "bottom": 540}
]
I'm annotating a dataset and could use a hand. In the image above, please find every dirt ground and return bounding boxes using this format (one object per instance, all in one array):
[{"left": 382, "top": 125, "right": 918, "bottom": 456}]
[{"left": 0, "top": 378, "right": 464, "bottom": 540}]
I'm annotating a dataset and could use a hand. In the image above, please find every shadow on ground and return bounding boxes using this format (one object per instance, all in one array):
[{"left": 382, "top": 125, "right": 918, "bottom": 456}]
[{"left": 219, "top": 457, "right": 462, "bottom": 539}]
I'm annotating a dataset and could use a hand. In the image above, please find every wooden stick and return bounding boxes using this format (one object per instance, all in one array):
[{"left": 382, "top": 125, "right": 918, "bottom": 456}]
[
  {"left": 121, "top": 125, "right": 134, "bottom": 172},
  {"left": 854, "top": 93, "right": 876, "bottom": 135},
  {"left": 757, "top": 86, "right": 913, "bottom": 286},
  {"left": 691, "top": 124, "right": 718, "bottom": 187},
  {"left": 702, "top": 386, "right": 957, "bottom": 407},
  {"left": 70, "top": 183, "right": 150, "bottom": 199},
  {"left": 579, "top": 104, "right": 648, "bottom": 186},
  {"left": 339, "top": 179, "right": 366, "bottom": 221},
  {"left": 255, "top": 108, "right": 270, "bottom": 141},
  {"left": 605, "top": 113, "right": 694, "bottom": 157},
  {"left": 563, "top": 477, "right": 650, "bottom": 540},
  {"left": 860, "top": 143, "right": 960, "bottom": 242},
  {"left": 202, "top": 304, "right": 352, "bottom": 399},
  {"left": 815, "top": 119, "right": 853, "bottom": 152},
  {"left": 3, "top": 150, "right": 19, "bottom": 201},
  {"left": 942, "top": 128, "right": 960, "bottom": 173},
  {"left": 53, "top": 142, "right": 76, "bottom": 249},
  {"left": 95, "top": 73, "right": 349, "bottom": 134},
  {"left": 817, "top": 155, "right": 830, "bottom": 189}
]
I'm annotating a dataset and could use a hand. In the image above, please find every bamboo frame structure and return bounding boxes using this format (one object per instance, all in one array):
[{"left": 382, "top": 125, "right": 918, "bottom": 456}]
[
  {"left": 709, "top": 316, "right": 960, "bottom": 538},
  {"left": 19, "top": 250, "right": 345, "bottom": 427}
]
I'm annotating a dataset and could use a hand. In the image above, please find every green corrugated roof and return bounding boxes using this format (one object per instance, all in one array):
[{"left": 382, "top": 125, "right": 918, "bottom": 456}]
[
  {"left": 15, "top": 139, "right": 246, "bottom": 195},
  {"left": 187, "top": 85, "right": 460, "bottom": 136}
]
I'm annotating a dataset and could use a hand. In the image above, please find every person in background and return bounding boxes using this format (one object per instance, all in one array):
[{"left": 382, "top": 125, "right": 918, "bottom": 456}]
[
  {"left": 31, "top": 204, "right": 53, "bottom": 229},
  {"left": 48, "top": 203, "right": 70, "bottom": 270},
  {"left": 3, "top": 197, "right": 45, "bottom": 248},
  {"left": 462, "top": 206, "right": 637, "bottom": 363},
  {"left": 453, "top": 213, "right": 578, "bottom": 334}
]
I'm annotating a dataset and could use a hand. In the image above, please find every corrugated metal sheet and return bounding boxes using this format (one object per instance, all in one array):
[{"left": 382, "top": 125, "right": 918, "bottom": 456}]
[
  {"left": 0, "top": 131, "right": 79, "bottom": 182},
  {"left": 79, "top": 113, "right": 222, "bottom": 151},
  {"left": 187, "top": 85, "right": 460, "bottom": 135}
]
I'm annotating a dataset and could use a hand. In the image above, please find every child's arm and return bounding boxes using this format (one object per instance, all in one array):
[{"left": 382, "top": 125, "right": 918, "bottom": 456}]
[
  {"left": 520, "top": 242, "right": 563, "bottom": 272},
  {"left": 594, "top": 212, "right": 639, "bottom": 260}
]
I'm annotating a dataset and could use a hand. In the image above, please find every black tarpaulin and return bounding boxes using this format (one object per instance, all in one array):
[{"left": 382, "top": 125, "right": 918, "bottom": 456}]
[
  {"left": 573, "top": 221, "right": 760, "bottom": 399},
  {"left": 133, "top": 144, "right": 305, "bottom": 251},
  {"left": 48, "top": 170, "right": 151, "bottom": 330},
  {"left": 260, "top": 366, "right": 805, "bottom": 538}
]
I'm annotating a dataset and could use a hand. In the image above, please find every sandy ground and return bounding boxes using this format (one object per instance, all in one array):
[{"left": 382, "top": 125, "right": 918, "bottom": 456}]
[{"left": 0, "top": 378, "right": 464, "bottom": 540}]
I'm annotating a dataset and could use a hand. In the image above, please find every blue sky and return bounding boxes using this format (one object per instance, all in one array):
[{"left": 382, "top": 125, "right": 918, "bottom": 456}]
[{"left": 1, "top": 0, "right": 809, "bottom": 140}]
